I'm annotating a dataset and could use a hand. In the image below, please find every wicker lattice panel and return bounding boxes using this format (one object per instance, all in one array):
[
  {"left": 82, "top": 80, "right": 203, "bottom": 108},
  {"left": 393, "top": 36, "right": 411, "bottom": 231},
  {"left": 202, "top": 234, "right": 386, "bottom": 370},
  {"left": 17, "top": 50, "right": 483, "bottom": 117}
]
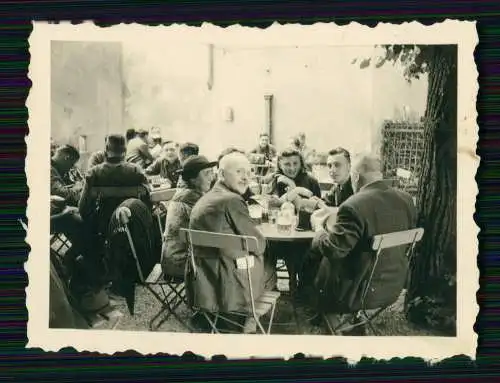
[{"left": 381, "top": 121, "right": 424, "bottom": 196}]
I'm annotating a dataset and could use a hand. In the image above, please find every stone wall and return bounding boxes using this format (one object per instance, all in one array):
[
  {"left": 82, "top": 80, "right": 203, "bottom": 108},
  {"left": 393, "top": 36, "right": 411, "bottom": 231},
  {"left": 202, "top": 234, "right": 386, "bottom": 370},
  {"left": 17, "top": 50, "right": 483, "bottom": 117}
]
[{"left": 51, "top": 41, "right": 124, "bottom": 169}]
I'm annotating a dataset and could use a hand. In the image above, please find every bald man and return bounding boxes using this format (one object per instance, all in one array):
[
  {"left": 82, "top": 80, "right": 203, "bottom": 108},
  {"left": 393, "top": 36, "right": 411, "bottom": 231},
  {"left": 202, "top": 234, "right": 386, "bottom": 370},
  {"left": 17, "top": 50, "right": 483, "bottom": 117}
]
[
  {"left": 301, "top": 153, "right": 417, "bottom": 334},
  {"left": 187, "top": 152, "right": 271, "bottom": 333}
]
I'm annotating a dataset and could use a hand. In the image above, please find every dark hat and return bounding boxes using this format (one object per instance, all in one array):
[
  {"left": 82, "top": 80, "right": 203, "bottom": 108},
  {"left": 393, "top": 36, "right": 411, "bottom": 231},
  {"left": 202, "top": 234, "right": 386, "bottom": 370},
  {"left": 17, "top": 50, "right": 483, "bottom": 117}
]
[
  {"left": 177, "top": 155, "right": 217, "bottom": 179},
  {"left": 105, "top": 134, "right": 127, "bottom": 158}
]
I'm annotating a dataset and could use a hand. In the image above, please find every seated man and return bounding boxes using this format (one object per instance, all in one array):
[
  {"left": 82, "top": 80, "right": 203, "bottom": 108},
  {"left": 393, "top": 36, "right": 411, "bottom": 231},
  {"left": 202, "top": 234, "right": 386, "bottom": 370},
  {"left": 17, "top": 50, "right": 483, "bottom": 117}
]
[
  {"left": 176, "top": 142, "right": 200, "bottom": 188},
  {"left": 79, "top": 134, "right": 151, "bottom": 221},
  {"left": 149, "top": 132, "right": 163, "bottom": 159},
  {"left": 210, "top": 147, "right": 254, "bottom": 201},
  {"left": 145, "top": 140, "right": 181, "bottom": 187},
  {"left": 126, "top": 129, "right": 154, "bottom": 169},
  {"left": 51, "top": 144, "right": 84, "bottom": 207},
  {"left": 78, "top": 134, "right": 152, "bottom": 288},
  {"left": 50, "top": 145, "right": 87, "bottom": 269},
  {"left": 187, "top": 152, "right": 271, "bottom": 333},
  {"left": 249, "top": 133, "right": 277, "bottom": 177},
  {"left": 322, "top": 147, "right": 354, "bottom": 207},
  {"left": 87, "top": 136, "right": 109, "bottom": 171},
  {"left": 303, "top": 153, "right": 417, "bottom": 334}
]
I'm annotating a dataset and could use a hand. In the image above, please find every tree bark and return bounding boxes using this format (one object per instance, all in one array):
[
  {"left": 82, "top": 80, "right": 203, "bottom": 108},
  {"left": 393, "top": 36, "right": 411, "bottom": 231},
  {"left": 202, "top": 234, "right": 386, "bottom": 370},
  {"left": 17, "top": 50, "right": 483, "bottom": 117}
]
[{"left": 407, "top": 45, "right": 457, "bottom": 334}]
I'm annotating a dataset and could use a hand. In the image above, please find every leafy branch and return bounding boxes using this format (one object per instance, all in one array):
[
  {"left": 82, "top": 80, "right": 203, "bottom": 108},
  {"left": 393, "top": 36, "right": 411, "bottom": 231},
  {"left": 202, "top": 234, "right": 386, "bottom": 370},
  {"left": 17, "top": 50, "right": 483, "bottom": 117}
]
[{"left": 352, "top": 45, "right": 433, "bottom": 83}]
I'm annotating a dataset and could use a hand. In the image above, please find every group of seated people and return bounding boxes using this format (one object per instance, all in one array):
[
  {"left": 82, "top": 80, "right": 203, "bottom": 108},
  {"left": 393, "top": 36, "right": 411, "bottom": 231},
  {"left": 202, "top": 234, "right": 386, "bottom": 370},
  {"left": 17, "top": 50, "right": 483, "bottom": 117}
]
[{"left": 50, "top": 129, "right": 417, "bottom": 335}]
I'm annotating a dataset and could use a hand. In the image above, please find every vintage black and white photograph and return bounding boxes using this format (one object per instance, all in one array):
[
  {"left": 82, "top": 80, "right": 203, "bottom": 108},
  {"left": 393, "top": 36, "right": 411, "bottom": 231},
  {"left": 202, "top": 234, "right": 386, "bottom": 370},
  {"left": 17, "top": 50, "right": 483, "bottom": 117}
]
[{"left": 26, "top": 21, "right": 478, "bottom": 359}]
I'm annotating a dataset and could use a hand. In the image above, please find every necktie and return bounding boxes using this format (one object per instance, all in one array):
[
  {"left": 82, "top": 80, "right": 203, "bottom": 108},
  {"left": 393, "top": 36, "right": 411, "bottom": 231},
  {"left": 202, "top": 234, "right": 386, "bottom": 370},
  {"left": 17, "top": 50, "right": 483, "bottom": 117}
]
[{"left": 334, "top": 184, "right": 342, "bottom": 206}]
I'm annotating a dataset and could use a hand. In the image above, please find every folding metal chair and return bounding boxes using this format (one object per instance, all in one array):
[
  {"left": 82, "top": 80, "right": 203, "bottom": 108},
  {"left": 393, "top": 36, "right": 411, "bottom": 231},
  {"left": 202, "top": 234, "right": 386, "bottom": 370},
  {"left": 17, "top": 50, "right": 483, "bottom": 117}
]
[
  {"left": 150, "top": 188, "right": 177, "bottom": 241},
  {"left": 180, "top": 228, "right": 280, "bottom": 335},
  {"left": 324, "top": 227, "right": 424, "bottom": 335},
  {"left": 122, "top": 221, "right": 189, "bottom": 331}
]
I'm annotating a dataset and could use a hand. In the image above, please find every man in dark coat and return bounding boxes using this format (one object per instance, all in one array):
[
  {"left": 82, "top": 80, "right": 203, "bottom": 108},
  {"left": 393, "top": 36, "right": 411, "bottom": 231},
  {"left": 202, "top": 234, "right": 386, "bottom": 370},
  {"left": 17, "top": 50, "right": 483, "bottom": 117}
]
[
  {"left": 323, "top": 147, "right": 354, "bottom": 207},
  {"left": 145, "top": 140, "right": 182, "bottom": 187},
  {"left": 125, "top": 129, "right": 154, "bottom": 169},
  {"left": 78, "top": 134, "right": 152, "bottom": 290},
  {"left": 79, "top": 134, "right": 151, "bottom": 222},
  {"left": 306, "top": 153, "right": 417, "bottom": 333},
  {"left": 187, "top": 152, "right": 270, "bottom": 333},
  {"left": 50, "top": 145, "right": 88, "bottom": 271},
  {"left": 51, "top": 145, "right": 83, "bottom": 207}
]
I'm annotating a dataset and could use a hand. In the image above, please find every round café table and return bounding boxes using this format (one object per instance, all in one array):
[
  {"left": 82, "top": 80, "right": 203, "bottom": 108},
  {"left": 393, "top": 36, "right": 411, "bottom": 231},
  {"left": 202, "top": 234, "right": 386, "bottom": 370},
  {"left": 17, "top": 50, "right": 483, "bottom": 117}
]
[
  {"left": 256, "top": 222, "right": 316, "bottom": 297},
  {"left": 256, "top": 222, "right": 316, "bottom": 241}
]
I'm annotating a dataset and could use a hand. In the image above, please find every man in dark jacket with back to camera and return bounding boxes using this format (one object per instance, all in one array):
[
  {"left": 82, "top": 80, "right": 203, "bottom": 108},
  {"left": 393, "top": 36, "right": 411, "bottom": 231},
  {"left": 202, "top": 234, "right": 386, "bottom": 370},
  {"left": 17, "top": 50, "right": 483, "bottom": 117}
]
[{"left": 304, "top": 152, "right": 417, "bottom": 334}]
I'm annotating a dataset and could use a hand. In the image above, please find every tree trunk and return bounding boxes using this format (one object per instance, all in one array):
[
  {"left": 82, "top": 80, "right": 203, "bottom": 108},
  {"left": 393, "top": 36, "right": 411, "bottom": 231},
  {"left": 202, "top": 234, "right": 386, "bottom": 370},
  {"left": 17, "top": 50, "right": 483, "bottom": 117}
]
[{"left": 406, "top": 45, "right": 457, "bottom": 334}]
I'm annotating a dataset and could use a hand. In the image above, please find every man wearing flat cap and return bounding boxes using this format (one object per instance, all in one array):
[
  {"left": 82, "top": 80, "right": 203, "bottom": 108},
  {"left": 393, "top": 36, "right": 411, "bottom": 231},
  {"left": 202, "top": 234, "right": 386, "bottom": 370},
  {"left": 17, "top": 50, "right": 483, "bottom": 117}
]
[{"left": 79, "top": 134, "right": 151, "bottom": 220}]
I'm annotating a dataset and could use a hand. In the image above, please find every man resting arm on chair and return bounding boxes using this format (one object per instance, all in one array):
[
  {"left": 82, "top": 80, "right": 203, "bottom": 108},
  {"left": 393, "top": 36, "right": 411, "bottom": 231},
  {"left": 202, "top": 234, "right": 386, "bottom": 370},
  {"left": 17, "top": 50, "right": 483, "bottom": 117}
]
[{"left": 303, "top": 153, "right": 417, "bottom": 333}]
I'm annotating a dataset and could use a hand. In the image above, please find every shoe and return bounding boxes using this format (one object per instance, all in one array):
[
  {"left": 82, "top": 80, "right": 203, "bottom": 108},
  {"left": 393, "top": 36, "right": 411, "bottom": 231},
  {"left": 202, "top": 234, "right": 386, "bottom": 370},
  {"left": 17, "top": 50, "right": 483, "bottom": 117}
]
[
  {"left": 189, "top": 312, "right": 212, "bottom": 333},
  {"left": 242, "top": 317, "right": 258, "bottom": 334}
]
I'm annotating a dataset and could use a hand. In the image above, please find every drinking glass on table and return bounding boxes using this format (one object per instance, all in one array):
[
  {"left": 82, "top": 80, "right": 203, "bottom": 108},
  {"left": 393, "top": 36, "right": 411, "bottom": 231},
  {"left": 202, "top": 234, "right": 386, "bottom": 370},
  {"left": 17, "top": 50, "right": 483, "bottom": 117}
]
[
  {"left": 268, "top": 207, "right": 279, "bottom": 225},
  {"left": 248, "top": 204, "right": 263, "bottom": 225},
  {"left": 276, "top": 210, "right": 297, "bottom": 234},
  {"left": 249, "top": 180, "right": 261, "bottom": 195}
]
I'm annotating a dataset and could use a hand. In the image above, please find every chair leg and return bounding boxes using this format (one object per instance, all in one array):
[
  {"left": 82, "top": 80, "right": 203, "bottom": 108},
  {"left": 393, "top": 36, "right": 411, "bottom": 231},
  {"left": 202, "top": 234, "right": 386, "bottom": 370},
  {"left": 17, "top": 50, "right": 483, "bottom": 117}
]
[
  {"left": 254, "top": 314, "right": 266, "bottom": 335},
  {"left": 149, "top": 283, "right": 190, "bottom": 331},
  {"left": 267, "top": 302, "right": 277, "bottom": 335},
  {"left": 323, "top": 314, "right": 335, "bottom": 335},
  {"left": 204, "top": 312, "right": 219, "bottom": 334}
]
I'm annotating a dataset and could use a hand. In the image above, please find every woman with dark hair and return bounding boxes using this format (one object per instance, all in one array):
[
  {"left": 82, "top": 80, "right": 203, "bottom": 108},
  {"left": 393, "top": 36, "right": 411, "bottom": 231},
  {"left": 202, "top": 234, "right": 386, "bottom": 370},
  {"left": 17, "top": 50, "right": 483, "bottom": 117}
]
[
  {"left": 267, "top": 149, "right": 324, "bottom": 295},
  {"left": 268, "top": 148, "right": 322, "bottom": 207}
]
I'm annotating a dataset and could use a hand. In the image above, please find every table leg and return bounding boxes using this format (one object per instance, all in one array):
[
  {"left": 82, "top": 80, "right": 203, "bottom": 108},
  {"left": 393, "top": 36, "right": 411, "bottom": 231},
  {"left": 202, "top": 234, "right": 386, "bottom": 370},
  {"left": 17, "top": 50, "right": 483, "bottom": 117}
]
[{"left": 285, "top": 257, "right": 298, "bottom": 297}]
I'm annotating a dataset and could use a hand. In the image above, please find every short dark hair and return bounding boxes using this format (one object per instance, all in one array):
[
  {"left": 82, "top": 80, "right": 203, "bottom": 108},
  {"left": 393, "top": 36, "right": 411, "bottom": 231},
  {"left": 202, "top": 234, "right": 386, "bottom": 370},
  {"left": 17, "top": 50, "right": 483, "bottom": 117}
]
[
  {"left": 328, "top": 147, "right": 351, "bottom": 163},
  {"left": 259, "top": 133, "right": 269, "bottom": 138},
  {"left": 125, "top": 129, "right": 136, "bottom": 141},
  {"left": 57, "top": 145, "right": 80, "bottom": 161},
  {"left": 179, "top": 142, "right": 199, "bottom": 157},
  {"left": 279, "top": 148, "right": 302, "bottom": 159}
]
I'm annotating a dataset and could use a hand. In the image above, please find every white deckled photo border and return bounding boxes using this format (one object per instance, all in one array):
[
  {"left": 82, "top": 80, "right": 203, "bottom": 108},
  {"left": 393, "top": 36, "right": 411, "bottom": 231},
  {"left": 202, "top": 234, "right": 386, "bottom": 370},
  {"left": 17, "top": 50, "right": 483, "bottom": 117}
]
[{"left": 25, "top": 20, "right": 479, "bottom": 362}]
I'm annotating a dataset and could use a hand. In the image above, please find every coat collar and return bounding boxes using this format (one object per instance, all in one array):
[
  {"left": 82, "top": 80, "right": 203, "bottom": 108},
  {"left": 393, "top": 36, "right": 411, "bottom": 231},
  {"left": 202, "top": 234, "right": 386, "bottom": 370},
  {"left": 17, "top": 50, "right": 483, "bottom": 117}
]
[
  {"left": 359, "top": 179, "right": 389, "bottom": 193},
  {"left": 213, "top": 180, "right": 244, "bottom": 198}
]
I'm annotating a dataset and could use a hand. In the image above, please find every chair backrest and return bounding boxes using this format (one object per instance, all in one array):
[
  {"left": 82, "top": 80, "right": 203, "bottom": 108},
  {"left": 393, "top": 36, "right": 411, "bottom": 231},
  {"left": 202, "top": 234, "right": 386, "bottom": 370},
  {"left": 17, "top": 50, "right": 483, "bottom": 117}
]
[
  {"left": 371, "top": 228, "right": 424, "bottom": 253},
  {"left": 151, "top": 188, "right": 177, "bottom": 203},
  {"left": 89, "top": 185, "right": 147, "bottom": 199},
  {"left": 179, "top": 228, "right": 259, "bottom": 253},
  {"left": 89, "top": 185, "right": 148, "bottom": 238},
  {"left": 179, "top": 228, "right": 260, "bottom": 317},
  {"left": 361, "top": 227, "right": 424, "bottom": 310}
]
